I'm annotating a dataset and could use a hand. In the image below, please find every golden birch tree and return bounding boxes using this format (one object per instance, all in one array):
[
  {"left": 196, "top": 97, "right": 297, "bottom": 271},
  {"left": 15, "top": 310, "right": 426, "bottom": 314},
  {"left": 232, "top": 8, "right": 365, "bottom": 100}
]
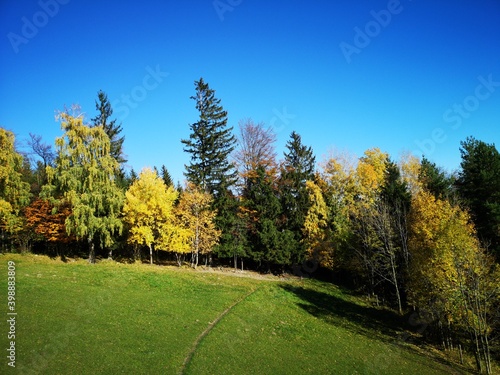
[{"left": 122, "top": 167, "right": 178, "bottom": 265}]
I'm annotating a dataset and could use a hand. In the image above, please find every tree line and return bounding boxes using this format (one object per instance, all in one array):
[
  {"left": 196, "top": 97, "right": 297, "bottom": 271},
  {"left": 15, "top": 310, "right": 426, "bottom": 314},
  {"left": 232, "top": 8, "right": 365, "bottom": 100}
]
[{"left": 1, "top": 80, "right": 499, "bottom": 373}]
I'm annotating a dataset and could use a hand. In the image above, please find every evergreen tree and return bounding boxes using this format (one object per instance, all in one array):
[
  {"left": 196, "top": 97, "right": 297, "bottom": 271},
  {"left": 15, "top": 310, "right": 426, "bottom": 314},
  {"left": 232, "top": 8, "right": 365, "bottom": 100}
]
[
  {"left": 181, "top": 78, "right": 237, "bottom": 194},
  {"left": 243, "top": 166, "right": 293, "bottom": 270},
  {"left": 419, "top": 156, "right": 453, "bottom": 199},
  {"left": 160, "top": 165, "right": 173, "bottom": 187},
  {"left": 279, "top": 131, "right": 316, "bottom": 264},
  {"left": 456, "top": 137, "right": 500, "bottom": 259},
  {"left": 91, "top": 90, "right": 127, "bottom": 166}
]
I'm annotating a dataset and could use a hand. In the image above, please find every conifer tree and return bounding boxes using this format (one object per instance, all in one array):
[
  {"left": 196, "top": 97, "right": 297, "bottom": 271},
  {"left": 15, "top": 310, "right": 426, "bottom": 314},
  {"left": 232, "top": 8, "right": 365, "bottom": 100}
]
[
  {"left": 456, "top": 137, "right": 500, "bottom": 259},
  {"left": 181, "top": 78, "right": 237, "bottom": 194},
  {"left": 0, "top": 128, "right": 31, "bottom": 249},
  {"left": 160, "top": 165, "right": 173, "bottom": 187},
  {"left": 91, "top": 90, "right": 127, "bottom": 171},
  {"left": 42, "top": 112, "right": 123, "bottom": 263},
  {"left": 279, "top": 131, "right": 316, "bottom": 264}
]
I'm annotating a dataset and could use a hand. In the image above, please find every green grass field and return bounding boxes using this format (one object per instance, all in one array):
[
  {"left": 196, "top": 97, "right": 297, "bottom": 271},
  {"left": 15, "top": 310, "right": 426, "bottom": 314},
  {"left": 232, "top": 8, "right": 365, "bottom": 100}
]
[{"left": 0, "top": 254, "right": 474, "bottom": 374}]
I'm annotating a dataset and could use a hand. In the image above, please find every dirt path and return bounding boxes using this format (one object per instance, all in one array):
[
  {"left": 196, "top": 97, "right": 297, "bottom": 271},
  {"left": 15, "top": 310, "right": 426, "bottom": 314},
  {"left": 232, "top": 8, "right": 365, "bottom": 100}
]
[{"left": 178, "top": 288, "right": 258, "bottom": 375}]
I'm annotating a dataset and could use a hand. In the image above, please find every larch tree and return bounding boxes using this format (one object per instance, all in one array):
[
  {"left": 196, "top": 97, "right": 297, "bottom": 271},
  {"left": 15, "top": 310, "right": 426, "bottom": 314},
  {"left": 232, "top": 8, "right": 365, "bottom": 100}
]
[
  {"left": 0, "top": 128, "right": 31, "bottom": 250},
  {"left": 122, "top": 167, "right": 178, "bottom": 265},
  {"left": 42, "top": 112, "right": 124, "bottom": 263},
  {"left": 302, "top": 179, "right": 331, "bottom": 268},
  {"left": 176, "top": 182, "right": 220, "bottom": 268}
]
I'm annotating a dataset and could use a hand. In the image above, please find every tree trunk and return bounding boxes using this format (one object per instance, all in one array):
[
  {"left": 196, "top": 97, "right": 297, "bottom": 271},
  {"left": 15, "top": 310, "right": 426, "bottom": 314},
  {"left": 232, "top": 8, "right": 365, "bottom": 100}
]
[
  {"left": 149, "top": 245, "right": 153, "bottom": 265},
  {"left": 108, "top": 248, "right": 113, "bottom": 260},
  {"left": 88, "top": 237, "right": 95, "bottom": 264}
]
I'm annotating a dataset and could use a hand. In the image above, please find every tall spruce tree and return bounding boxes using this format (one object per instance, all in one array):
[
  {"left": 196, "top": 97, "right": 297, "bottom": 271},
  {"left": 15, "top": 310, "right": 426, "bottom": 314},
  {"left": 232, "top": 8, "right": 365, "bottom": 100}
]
[
  {"left": 456, "top": 137, "right": 500, "bottom": 259},
  {"left": 182, "top": 78, "right": 238, "bottom": 264},
  {"left": 91, "top": 90, "right": 127, "bottom": 166},
  {"left": 279, "top": 131, "right": 316, "bottom": 264},
  {"left": 181, "top": 78, "right": 237, "bottom": 194}
]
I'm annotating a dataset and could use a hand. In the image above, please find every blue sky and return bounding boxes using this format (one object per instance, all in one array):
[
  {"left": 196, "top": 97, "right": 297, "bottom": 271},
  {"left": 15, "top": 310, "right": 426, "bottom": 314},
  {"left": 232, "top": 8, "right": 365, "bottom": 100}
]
[{"left": 1, "top": 0, "right": 499, "bottom": 184}]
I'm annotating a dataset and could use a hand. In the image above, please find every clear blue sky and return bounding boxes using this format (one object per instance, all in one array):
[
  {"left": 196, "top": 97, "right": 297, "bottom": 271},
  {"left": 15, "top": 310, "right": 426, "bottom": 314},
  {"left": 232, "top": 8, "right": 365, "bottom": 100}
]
[{"left": 1, "top": 0, "right": 499, "bottom": 184}]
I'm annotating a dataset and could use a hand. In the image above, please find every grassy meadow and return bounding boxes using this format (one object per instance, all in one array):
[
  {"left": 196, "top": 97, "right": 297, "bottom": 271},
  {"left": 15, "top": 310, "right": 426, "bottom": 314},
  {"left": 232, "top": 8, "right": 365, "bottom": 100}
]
[{"left": 0, "top": 254, "right": 476, "bottom": 374}]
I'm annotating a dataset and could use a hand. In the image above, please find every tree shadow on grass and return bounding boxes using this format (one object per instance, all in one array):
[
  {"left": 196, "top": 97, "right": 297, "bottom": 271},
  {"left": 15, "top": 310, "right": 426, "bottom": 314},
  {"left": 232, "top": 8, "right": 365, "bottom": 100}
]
[{"left": 281, "top": 284, "right": 474, "bottom": 374}]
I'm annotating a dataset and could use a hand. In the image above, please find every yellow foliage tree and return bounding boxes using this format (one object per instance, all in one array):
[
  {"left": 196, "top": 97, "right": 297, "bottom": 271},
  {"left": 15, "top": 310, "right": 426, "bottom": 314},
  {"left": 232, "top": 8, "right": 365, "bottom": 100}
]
[
  {"left": 122, "top": 168, "right": 178, "bottom": 264},
  {"left": 409, "top": 189, "right": 499, "bottom": 373},
  {"left": 0, "top": 128, "right": 31, "bottom": 248},
  {"left": 176, "top": 183, "right": 220, "bottom": 268},
  {"left": 355, "top": 147, "right": 388, "bottom": 206},
  {"left": 302, "top": 180, "right": 332, "bottom": 267}
]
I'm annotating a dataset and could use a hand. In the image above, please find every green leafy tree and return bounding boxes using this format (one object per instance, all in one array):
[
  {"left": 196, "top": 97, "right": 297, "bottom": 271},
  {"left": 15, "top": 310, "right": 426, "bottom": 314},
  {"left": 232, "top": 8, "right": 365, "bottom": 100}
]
[
  {"left": 0, "top": 128, "right": 31, "bottom": 250},
  {"left": 456, "top": 137, "right": 500, "bottom": 259},
  {"left": 43, "top": 112, "right": 124, "bottom": 263}
]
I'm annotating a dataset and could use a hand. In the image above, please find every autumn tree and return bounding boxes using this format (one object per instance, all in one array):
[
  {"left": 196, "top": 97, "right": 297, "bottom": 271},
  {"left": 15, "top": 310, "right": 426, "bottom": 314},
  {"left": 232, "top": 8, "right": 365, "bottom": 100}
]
[
  {"left": 176, "top": 183, "right": 220, "bottom": 268},
  {"left": 42, "top": 112, "right": 124, "bottom": 263},
  {"left": 302, "top": 179, "right": 331, "bottom": 267},
  {"left": 408, "top": 189, "right": 499, "bottom": 373},
  {"left": 233, "top": 119, "right": 278, "bottom": 186},
  {"left": 24, "top": 198, "right": 73, "bottom": 256},
  {"left": 122, "top": 168, "right": 178, "bottom": 264},
  {"left": 0, "top": 128, "right": 31, "bottom": 251}
]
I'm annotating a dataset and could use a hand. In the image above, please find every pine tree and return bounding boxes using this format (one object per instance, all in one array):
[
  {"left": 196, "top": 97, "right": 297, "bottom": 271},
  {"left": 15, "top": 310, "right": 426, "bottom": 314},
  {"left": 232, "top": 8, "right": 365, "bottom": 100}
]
[
  {"left": 419, "top": 156, "right": 453, "bottom": 199},
  {"left": 243, "top": 166, "right": 293, "bottom": 270},
  {"left": 181, "top": 78, "right": 237, "bottom": 195},
  {"left": 279, "top": 131, "right": 316, "bottom": 264},
  {"left": 91, "top": 90, "right": 127, "bottom": 166},
  {"left": 456, "top": 137, "right": 500, "bottom": 259},
  {"left": 160, "top": 165, "right": 173, "bottom": 187}
]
